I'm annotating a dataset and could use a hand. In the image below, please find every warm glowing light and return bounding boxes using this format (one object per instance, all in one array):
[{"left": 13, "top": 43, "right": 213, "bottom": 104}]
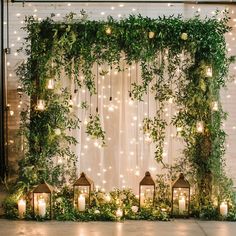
[
  {"left": 206, "top": 66, "right": 212, "bottom": 77},
  {"left": 212, "top": 101, "right": 218, "bottom": 111},
  {"left": 196, "top": 121, "right": 204, "bottom": 133},
  {"left": 36, "top": 99, "right": 45, "bottom": 111},
  {"left": 47, "top": 79, "right": 54, "bottom": 89}
]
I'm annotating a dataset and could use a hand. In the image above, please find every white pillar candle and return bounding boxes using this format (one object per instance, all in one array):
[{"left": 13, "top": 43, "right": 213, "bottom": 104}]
[
  {"left": 18, "top": 199, "right": 26, "bottom": 219},
  {"left": 47, "top": 79, "right": 54, "bottom": 89},
  {"left": 37, "top": 99, "right": 45, "bottom": 111},
  {"left": 220, "top": 202, "right": 228, "bottom": 217},
  {"left": 78, "top": 195, "right": 86, "bottom": 211},
  {"left": 116, "top": 208, "right": 123, "bottom": 218},
  {"left": 38, "top": 199, "right": 46, "bottom": 217},
  {"left": 206, "top": 67, "right": 212, "bottom": 77},
  {"left": 179, "top": 197, "right": 186, "bottom": 214}
]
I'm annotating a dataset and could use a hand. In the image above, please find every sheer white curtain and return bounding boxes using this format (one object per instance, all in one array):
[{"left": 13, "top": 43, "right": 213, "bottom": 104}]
[{"left": 69, "top": 61, "right": 184, "bottom": 194}]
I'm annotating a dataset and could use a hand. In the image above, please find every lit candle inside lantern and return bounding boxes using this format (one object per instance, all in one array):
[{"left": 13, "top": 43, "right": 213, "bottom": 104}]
[
  {"left": 18, "top": 199, "right": 26, "bottom": 219},
  {"left": 78, "top": 195, "right": 86, "bottom": 211},
  {"left": 116, "top": 208, "right": 123, "bottom": 218},
  {"left": 36, "top": 99, "right": 45, "bottom": 111},
  {"left": 38, "top": 199, "right": 46, "bottom": 217},
  {"left": 206, "top": 66, "right": 212, "bottom": 77},
  {"left": 212, "top": 101, "right": 218, "bottom": 111},
  {"left": 196, "top": 121, "right": 204, "bottom": 133},
  {"left": 220, "top": 202, "right": 228, "bottom": 217},
  {"left": 47, "top": 79, "right": 54, "bottom": 89},
  {"left": 179, "top": 196, "right": 186, "bottom": 214}
]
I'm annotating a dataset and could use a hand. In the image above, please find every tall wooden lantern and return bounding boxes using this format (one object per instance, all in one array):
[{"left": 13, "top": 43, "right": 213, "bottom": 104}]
[
  {"left": 172, "top": 173, "right": 190, "bottom": 217},
  {"left": 73, "top": 172, "right": 94, "bottom": 211},
  {"left": 33, "top": 182, "right": 54, "bottom": 219},
  {"left": 139, "top": 171, "right": 155, "bottom": 207}
]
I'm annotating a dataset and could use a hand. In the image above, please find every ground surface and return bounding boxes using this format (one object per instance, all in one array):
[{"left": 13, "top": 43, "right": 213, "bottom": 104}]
[{"left": 0, "top": 219, "right": 236, "bottom": 236}]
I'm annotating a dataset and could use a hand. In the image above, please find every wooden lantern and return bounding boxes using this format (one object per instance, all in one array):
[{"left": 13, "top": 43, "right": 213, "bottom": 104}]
[
  {"left": 73, "top": 172, "right": 94, "bottom": 211},
  {"left": 172, "top": 173, "right": 190, "bottom": 217},
  {"left": 139, "top": 171, "right": 155, "bottom": 207}
]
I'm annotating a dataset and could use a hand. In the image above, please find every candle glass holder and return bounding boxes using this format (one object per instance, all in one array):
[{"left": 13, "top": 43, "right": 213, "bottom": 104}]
[
  {"left": 139, "top": 171, "right": 155, "bottom": 208},
  {"left": 172, "top": 173, "right": 190, "bottom": 217},
  {"left": 33, "top": 182, "right": 54, "bottom": 219},
  {"left": 73, "top": 172, "right": 94, "bottom": 211}
]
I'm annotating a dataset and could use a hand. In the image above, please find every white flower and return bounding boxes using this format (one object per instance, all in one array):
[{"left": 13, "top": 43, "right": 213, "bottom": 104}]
[
  {"left": 94, "top": 209, "right": 100, "bottom": 214},
  {"left": 54, "top": 128, "right": 61, "bottom": 136},
  {"left": 131, "top": 205, "right": 139, "bottom": 213},
  {"left": 148, "top": 31, "right": 155, "bottom": 39},
  {"left": 180, "top": 33, "right": 188, "bottom": 41}
]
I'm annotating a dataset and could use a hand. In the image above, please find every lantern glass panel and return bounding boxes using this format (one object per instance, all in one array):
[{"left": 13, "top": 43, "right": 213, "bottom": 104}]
[
  {"left": 140, "top": 185, "right": 155, "bottom": 207},
  {"left": 74, "top": 186, "right": 90, "bottom": 209},
  {"left": 33, "top": 192, "right": 51, "bottom": 218},
  {"left": 172, "top": 187, "right": 189, "bottom": 216}
]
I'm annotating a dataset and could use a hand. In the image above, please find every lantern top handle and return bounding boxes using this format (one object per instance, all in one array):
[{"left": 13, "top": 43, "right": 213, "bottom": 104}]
[
  {"left": 139, "top": 171, "right": 155, "bottom": 186},
  {"left": 74, "top": 172, "right": 94, "bottom": 186},
  {"left": 172, "top": 173, "right": 190, "bottom": 188}
]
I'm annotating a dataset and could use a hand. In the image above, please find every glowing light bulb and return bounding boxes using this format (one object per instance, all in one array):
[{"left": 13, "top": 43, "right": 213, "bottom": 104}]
[
  {"left": 206, "top": 66, "right": 212, "bottom": 77},
  {"left": 196, "top": 121, "right": 204, "bottom": 133},
  {"left": 128, "top": 98, "right": 134, "bottom": 106},
  {"left": 176, "top": 127, "right": 182, "bottom": 132},
  {"left": 47, "top": 79, "right": 54, "bottom": 89},
  {"left": 94, "top": 140, "right": 99, "bottom": 147},
  {"left": 36, "top": 99, "right": 45, "bottom": 111},
  {"left": 108, "top": 103, "right": 114, "bottom": 112},
  {"left": 57, "top": 157, "right": 63, "bottom": 164},
  {"left": 84, "top": 119, "right": 88, "bottom": 125},
  {"left": 212, "top": 101, "right": 218, "bottom": 111}
]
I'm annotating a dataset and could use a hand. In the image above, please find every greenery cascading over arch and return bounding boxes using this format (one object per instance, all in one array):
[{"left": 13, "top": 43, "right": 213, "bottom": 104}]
[{"left": 4, "top": 11, "right": 236, "bottom": 221}]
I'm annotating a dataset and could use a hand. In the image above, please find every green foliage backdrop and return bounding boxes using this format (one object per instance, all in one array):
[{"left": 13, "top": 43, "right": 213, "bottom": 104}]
[{"left": 4, "top": 10, "right": 236, "bottom": 220}]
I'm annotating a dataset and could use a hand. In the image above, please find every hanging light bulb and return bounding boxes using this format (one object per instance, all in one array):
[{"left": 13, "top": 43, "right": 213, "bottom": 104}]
[
  {"left": 206, "top": 66, "right": 212, "bottom": 77},
  {"left": 94, "top": 140, "right": 99, "bottom": 147},
  {"left": 108, "top": 96, "right": 114, "bottom": 112},
  {"left": 144, "top": 132, "right": 152, "bottom": 143},
  {"left": 196, "top": 121, "right": 204, "bottom": 133},
  {"left": 69, "top": 95, "right": 73, "bottom": 107},
  {"left": 47, "top": 78, "right": 54, "bottom": 89},
  {"left": 36, "top": 99, "right": 45, "bottom": 111},
  {"left": 128, "top": 91, "right": 134, "bottom": 106},
  {"left": 84, "top": 119, "right": 88, "bottom": 125},
  {"left": 212, "top": 101, "right": 218, "bottom": 111}
]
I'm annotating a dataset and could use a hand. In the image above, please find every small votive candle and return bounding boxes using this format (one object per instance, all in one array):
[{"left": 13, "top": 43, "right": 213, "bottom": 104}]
[
  {"left": 18, "top": 199, "right": 26, "bottom": 219},
  {"left": 220, "top": 202, "right": 228, "bottom": 217}
]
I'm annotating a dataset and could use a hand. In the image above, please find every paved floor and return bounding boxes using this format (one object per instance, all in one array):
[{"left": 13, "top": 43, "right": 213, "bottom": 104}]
[{"left": 0, "top": 219, "right": 236, "bottom": 236}]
